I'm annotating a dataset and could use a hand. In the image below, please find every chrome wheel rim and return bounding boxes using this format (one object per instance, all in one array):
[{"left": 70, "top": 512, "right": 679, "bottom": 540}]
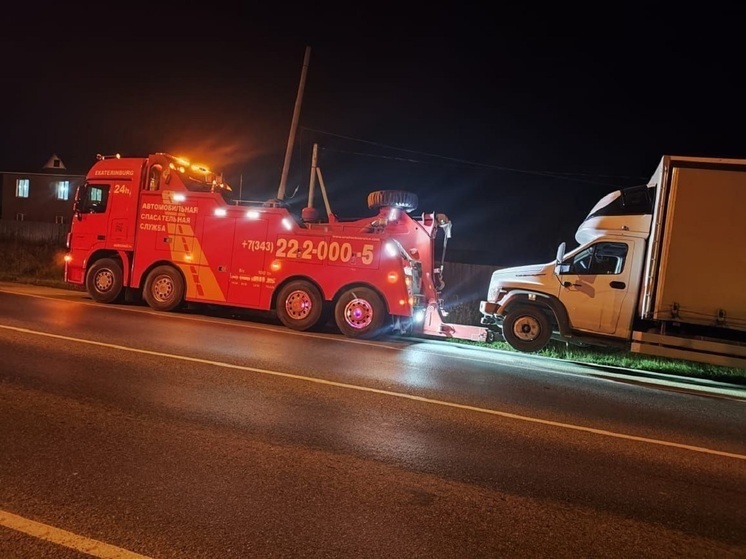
[
  {"left": 152, "top": 276, "right": 174, "bottom": 303},
  {"left": 343, "top": 298, "right": 373, "bottom": 329},
  {"left": 285, "top": 290, "right": 313, "bottom": 320},
  {"left": 94, "top": 269, "right": 114, "bottom": 293}
]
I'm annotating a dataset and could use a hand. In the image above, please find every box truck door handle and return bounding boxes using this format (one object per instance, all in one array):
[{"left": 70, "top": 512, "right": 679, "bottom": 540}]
[
  {"left": 562, "top": 281, "right": 582, "bottom": 288},
  {"left": 97, "top": 235, "right": 105, "bottom": 240},
  {"left": 610, "top": 281, "right": 626, "bottom": 289}
]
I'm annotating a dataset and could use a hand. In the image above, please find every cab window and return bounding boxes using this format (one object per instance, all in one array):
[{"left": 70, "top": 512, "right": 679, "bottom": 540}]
[
  {"left": 81, "top": 184, "right": 110, "bottom": 213},
  {"left": 562, "top": 242, "right": 628, "bottom": 275}
]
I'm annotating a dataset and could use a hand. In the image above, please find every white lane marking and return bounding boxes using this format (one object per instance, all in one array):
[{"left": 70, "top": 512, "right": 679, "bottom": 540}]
[
  {"left": 0, "top": 509, "right": 151, "bottom": 558},
  {"left": 1, "top": 324, "right": 744, "bottom": 461}
]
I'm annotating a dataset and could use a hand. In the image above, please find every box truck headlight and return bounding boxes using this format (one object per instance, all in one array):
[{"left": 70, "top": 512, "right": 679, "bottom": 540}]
[{"left": 488, "top": 286, "right": 509, "bottom": 303}]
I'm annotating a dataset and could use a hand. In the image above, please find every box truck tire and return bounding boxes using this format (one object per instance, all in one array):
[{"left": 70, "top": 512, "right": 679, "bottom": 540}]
[{"left": 502, "top": 305, "right": 552, "bottom": 353}]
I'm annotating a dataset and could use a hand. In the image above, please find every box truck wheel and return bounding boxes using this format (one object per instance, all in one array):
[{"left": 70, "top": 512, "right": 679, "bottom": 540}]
[
  {"left": 143, "top": 265, "right": 184, "bottom": 312},
  {"left": 502, "top": 305, "right": 552, "bottom": 353},
  {"left": 86, "top": 258, "right": 124, "bottom": 304},
  {"left": 335, "top": 287, "right": 388, "bottom": 339},
  {"left": 276, "top": 280, "right": 324, "bottom": 331}
]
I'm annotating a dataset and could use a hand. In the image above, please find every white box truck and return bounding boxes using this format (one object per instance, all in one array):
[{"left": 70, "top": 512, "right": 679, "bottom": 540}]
[{"left": 479, "top": 155, "right": 746, "bottom": 368}]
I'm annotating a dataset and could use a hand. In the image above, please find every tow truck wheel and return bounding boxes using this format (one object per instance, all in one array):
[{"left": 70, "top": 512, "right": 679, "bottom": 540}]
[
  {"left": 86, "top": 258, "right": 124, "bottom": 304},
  {"left": 502, "top": 305, "right": 552, "bottom": 353},
  {"left": 276, "top": 280, "right": 323, "bottom": 331},
  {"left": 367, "top": 190, "right": 418, "bottom": 212},
  {"left": 335, "top": 287, "right": 388, "bottom": 339},
  {"left": 143, "top": 265, "right": 184, "bottom": 312}
]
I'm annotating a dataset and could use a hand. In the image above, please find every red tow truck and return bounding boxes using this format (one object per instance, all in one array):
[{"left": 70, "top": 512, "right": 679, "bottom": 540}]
[{"left": 64, "top": 152, "right": 491, "bottom": 342}]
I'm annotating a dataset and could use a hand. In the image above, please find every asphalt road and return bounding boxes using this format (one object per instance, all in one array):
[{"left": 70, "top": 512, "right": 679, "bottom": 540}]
[{"left": 0, "top": 284, "right": 744, "bottom": 558}]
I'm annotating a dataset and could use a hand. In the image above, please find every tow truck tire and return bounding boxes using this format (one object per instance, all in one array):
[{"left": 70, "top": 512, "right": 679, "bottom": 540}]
[
  {"left": 276, "top": 280, "right": 324, "bottom": 331},
  {"left": 86, "top": 258, "right": 124, "bottom": 304},
  {"left": 143, "top": 265, "right": 185, "bottom": 312},
  {"left": 367, "top": 190, "right": 418, "bottom": 212},
  {"left": 335, "top": 287, "right": 388, "bottom": 339},
  {"left": 502, "top": 305, "right": 552, "bottom": 353}
]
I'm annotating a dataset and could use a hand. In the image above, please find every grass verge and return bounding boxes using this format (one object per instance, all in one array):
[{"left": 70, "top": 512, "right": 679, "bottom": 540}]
[
  {"left": 468, "top": 339, "right": 745, "bottom": 386},
  {"left": 444, "top": 300, "right": 746, "bottom": 386},
  {"left": 0, "top": 239, "right": 71, "bottom": 288}
]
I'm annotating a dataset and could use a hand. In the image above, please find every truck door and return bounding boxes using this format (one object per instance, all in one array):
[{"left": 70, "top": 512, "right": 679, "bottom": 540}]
[
  {"left": 70, "top": 182, "right": 113, "bottom": 253},
  {"left": 228, "top": 218, "right": 270, "bottom": 308},
  {"left": 557, "top": 241, "right": 633, "bottom": 334},
  {"left": 71, "top": 178, "right": 138, "bottom": 251}
]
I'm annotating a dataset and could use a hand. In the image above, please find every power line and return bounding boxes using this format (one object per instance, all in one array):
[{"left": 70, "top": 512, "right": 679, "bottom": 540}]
[{"left": 300, "top": 127, "right": 648, "bottom": 187}]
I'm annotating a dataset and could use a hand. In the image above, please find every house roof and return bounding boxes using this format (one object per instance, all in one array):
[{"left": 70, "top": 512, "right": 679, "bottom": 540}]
[{"left": 43, "top": 154, "right": 66, "bottom": 170}]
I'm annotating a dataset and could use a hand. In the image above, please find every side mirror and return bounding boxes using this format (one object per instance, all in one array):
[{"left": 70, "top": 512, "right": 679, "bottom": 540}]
[
  {"left": 555, "top": 241, "right": 566, "bottom": 264},
  {"left": 554, "top": 242, "right": 567, "bottom": 277},
  {"left": 73, "top": 183, "right": 88, "bottom": 220}
]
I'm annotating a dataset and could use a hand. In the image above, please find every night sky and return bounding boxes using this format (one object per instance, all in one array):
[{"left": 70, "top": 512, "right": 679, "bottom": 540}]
[{"left": 2, "top": 5, "right": 744, "bottom": 265}]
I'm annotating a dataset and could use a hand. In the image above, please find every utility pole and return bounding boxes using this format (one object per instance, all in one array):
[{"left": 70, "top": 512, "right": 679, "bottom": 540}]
[
  {"left": 308, "top": 143, "right": 318, "bottom": 208},
  {"left": 277, "top": 46, "right": 311, "bottom": 200},
  {"left": 308, "top": 143, "right": 333, "bottom": 219}
]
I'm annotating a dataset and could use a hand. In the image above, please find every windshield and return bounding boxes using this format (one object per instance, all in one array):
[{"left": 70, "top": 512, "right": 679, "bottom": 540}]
[{"left": 584, "top": 184, "right": 655, "bottom": 221}]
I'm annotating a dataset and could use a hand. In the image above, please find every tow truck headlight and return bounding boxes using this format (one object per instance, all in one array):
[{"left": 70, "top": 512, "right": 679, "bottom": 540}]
[{"left": 414, "top": 309, "right": 425, "bottom": 323}]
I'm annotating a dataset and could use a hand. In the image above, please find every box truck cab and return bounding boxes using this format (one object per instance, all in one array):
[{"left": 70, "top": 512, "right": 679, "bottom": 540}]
[{"left": 480, "top": 184, "right": 653, "bottom": 352}]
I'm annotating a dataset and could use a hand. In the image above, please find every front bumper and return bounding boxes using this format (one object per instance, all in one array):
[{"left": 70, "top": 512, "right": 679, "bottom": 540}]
[
  {"left": 64, "top": 262, "right": 85, "bottom": 285},
  {"left": 479, "top": 300, "right": 499, "bottom": 316},
  {"left": 479, "top": 300, "right": 504, "bottom": 327}
]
